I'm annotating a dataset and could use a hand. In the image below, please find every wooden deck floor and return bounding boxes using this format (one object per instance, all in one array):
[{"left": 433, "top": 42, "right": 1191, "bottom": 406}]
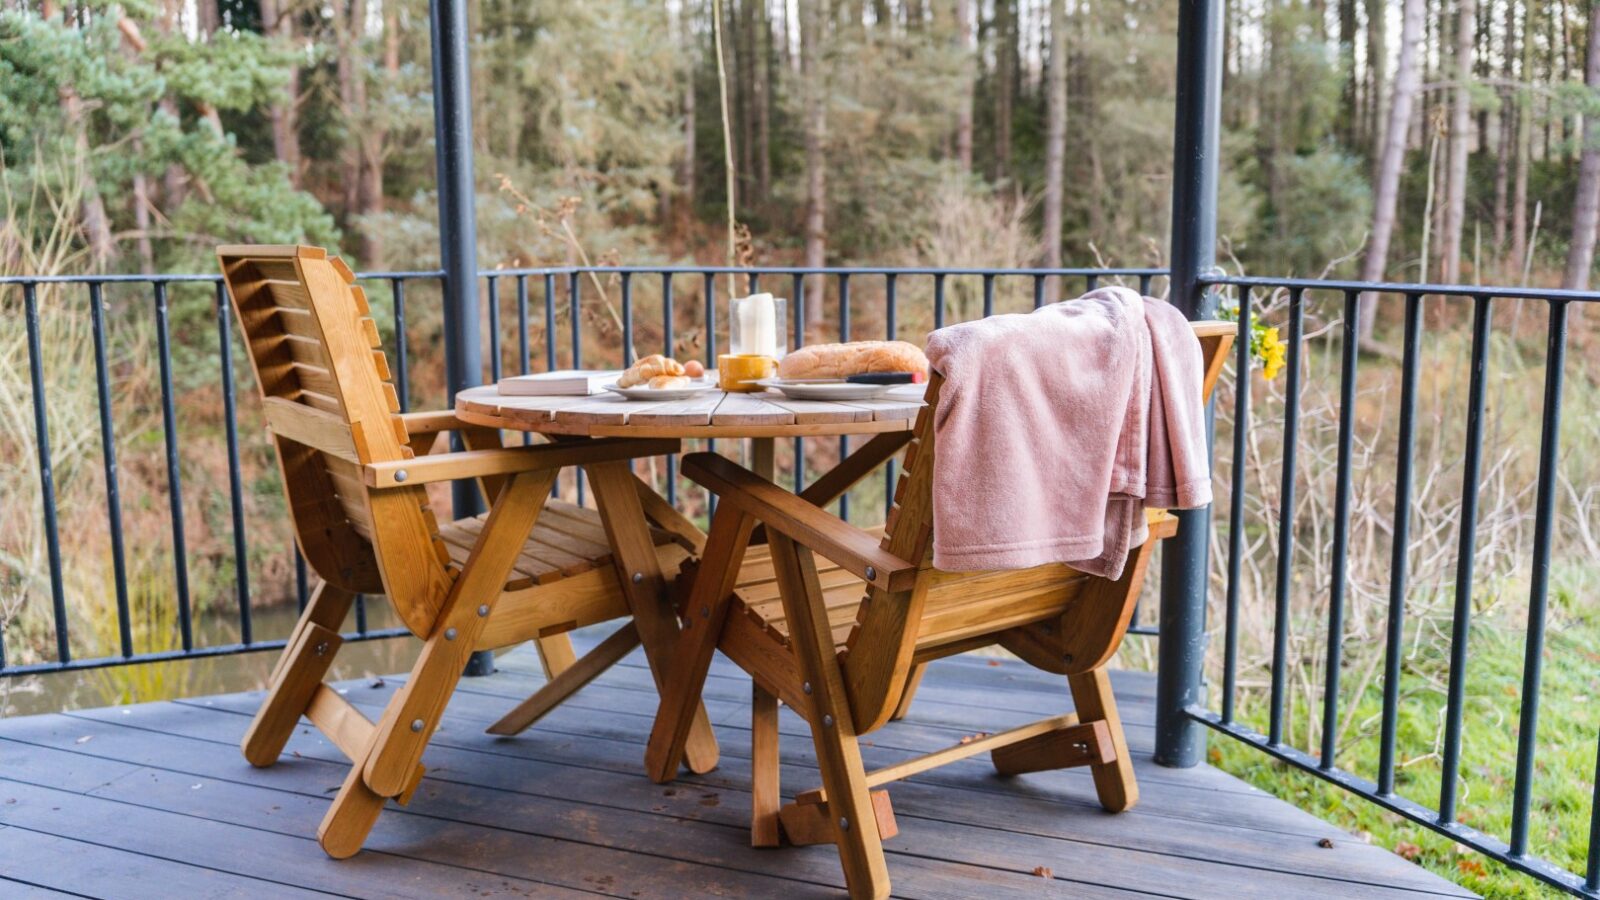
[{"left": 0, "top": 631, "right": 1473, "bottom": 899}]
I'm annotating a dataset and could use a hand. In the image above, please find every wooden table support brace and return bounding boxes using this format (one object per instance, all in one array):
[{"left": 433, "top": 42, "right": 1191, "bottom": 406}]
[{"left": 487, "top": 622, "right": 642, "bottom": 735}]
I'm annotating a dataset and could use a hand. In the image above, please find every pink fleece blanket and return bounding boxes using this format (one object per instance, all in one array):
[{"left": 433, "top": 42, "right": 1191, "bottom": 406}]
[{"left": 923, "top": 287, "right": 1212, "bottom": 579}]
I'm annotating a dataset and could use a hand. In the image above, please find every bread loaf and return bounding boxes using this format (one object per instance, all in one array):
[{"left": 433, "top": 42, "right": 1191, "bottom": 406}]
[
  {"left": 648, "top": 374, "right": 691, "bottom": 390},
  {"left": 778, "top": 340, "right": 928, "bottom": 381}
]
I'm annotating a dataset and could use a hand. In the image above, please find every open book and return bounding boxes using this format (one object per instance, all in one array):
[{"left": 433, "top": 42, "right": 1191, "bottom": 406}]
[{"left": 497, "top": 370, "right": 622, "bottom": 396}]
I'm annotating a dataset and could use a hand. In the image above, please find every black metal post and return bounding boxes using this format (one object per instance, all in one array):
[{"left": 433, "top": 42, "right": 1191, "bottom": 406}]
[
  {"left": 1154, "top": 0, "right": 1223, "bottom": 768},
  {"left": 430, "top": 0, "right": 493, "bottom": 676}
]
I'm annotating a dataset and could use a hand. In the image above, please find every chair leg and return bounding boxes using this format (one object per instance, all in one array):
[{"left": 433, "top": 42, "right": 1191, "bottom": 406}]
[
  {"left": 751, "top": 683, "right": 782, "bottom": 847},
  {"left": 533, "top": 633, "right": 578, "bottom": 678},
  {"left": 642, "top": 502, "right": 754, "bottom": 783},
  {"left": 888, "top": 663, "right": 925, "bottom": 721},
  {"left": 770, "top": 535, "right": 891, "bottom": 899},
  {"left": 242, "top": 582, "right": 355, "bottom": 767},
  {"left": 317, "top": 759, "right": 390, "bottom": 859},
  {"left": 1067, "top": 667, "right": 1139, "bottom": 812}
]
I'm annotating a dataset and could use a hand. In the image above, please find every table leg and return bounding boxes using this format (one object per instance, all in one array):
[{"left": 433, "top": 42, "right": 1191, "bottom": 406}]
[
  {"left": 584, "top": 460, "right": 721, "bottom": 774},
  {"left": 752, "top": 437, "right": 777, "bottom": 483}
]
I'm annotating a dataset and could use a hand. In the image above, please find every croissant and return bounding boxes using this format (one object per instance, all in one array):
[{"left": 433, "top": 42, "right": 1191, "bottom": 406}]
[{"left": 619, "top": 354, "right": 686, "bottom": 388}]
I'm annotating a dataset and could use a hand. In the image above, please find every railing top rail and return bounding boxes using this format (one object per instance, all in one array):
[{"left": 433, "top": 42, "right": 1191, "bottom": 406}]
[
  {"left": 0, "top": 265, "right": 1166, "bottom": 286},
  {"left": 1205, "top": 273, "right": 1600, "bottom": 303}
]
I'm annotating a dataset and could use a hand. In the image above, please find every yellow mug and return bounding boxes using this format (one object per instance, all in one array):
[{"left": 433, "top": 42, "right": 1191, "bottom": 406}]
[{"left": 718, "top": 354, "right": 777, "bottom": 392}]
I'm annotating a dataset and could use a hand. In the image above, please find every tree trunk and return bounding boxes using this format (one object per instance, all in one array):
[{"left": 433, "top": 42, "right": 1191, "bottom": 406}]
[
  {"left": 801, "top": 0, "right": 828, "bottom": 339},
  {"left": 1563, "top": 0, "right": 1600, "bottom": 290},
  {"left": 1339, "top": 0, "right": 1358, "bottom": 144},
  {"left": 260, "top": 0, "right": 303, "bottom": 188},
  {"left": 755, "top": 0, "right": 772, "bottom": 205},
  {"left": 1359, "top": 0, "right": 1426, "bottom": 337},
  {"left": 1491, "top": 0, "right": 1515, "bottom": 252},
  {"left": 1511, "top": 2, "right": 1536, "bottom": 275},
  {"left": 680, "top": 2, "right": 697, "bottom": 228},
  {"left": 736, "top": 0, "right": 754, "bottom": 206},
  {"left": 1365, "top": 0, "right": 1386, "bottom": 158},
  {"left": 1440, "top": 0, "right": 1474, "bottom": 283},
  {"left": 993, "top": 0, "right": 1014, "bottom": 182},
  {"left": 1041, "top": 0, "right": 1066, "bottom": 299},
  {"left": 955, "top": 0, "right": 974, "bottom": 172}
]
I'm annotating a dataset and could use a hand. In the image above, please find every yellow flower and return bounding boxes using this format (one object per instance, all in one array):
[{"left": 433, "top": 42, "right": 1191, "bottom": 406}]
[{"left": 1259, "top": 326, "right": 1287, "bottom": 380}]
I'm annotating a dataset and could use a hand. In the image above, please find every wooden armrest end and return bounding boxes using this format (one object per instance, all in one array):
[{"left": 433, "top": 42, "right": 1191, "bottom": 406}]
[
  {"left": 681, "top": 452, "right": 917, "bottom": 593},
  {"left": 398, "top": 410, "right": 471, "bottom": 436},
  {"left": 366, "top": 437, "right": 680, "bottom": 488}
]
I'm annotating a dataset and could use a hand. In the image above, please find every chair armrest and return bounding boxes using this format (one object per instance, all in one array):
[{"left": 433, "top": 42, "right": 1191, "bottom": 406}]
[
  {"left": 398, "top": 409, "right": 468, "bottom": 436},
  {"left": 681, "top": 452, "right": 918, "bottom": 593},
  {"left": 365, "top": 437, "right": 680, "bottom": 488}
]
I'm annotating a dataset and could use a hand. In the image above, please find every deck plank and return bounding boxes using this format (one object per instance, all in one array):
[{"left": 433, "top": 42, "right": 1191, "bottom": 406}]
[{"left": 0, "top": 635, "right": 1472, "bottom": 899}]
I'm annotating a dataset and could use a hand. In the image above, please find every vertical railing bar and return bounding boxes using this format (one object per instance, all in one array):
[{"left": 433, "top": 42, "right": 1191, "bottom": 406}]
[
  {"left": 934, "top": 273, "right": 946, "bottom": 330},
  {"left": 1438, "top": 294, "right": 1492, "bottom": 822},
  {"left": 621, "top": 272, "right": 634, "bottom": 367},
  {"left": 1267, "top": 286, "right": 1304, "bottom": 746},
  {"left": 514, "top": 275, "right": 531, "bottom": 446},
  {"left": 487, "top": 274, "right": 502, "bottom": 383},
  {"left": 663, "top": 273, "right": 676, "bottom": 357},
  {"left": 543, "top": 273, "right": 558, "bottom": 372},
  {"left": 294, "top": 551, "right": 309, "bottom": 613},
  {"left": 1587, "top": 729, "right": 1600, "bottom": 891},
  {"left": 1033, "top": 274, "right": 1045, "bottom": 309},
  {"left": 838, "top": 273, "right": 851, "bottom": 523},
  {"left": 1220, "top": 287, "right": 1251, "bottom": 724},
  {"left": 516, "top": 275, "right": 531, "bottom": 375},
  {"left": 748, "top": 271, "right": 759, "bottom": 293},
  {"left": 89, "top": 282, "right": 133, "bottom": 658},
  {"left": 982, "top": 273, "right": 995, "bottom": 318},
  {"left": 884, "top": 273, "right": 898, "bottom": 519},
  {"left": 1510, "top": 298, "right": 1569, "bottom": 858},
  {"left": 24, "top": 282, "right": 69, "bottom": 664},
  {"left": 705, "top": 272, "right": 717, "bottom": 516},
  {"left": 569, "top": 271, "right": 582, "bottom": 369},
  {"left": 1086, "top": 272, "right": 1100, "bottom": 292},
  {"left": 154, "top": 282, "right": 194, "bottom": 652},
  {"left": 1139, "top": 273, "right": 1152, "bottom": 296},
  {"left": 391, "top": 279, "right": 410, "bottom": 412},
  {"left": 1377, "top": 291, "right": 1424, "bottom": 794},
  {"left": 664, "top": 272, "right": 677, "bottom": 506},
  {"left": 355, "top": 593, "right": 369, "bottom": 635},
  {"left": 792, "top": 271, "right": 806, "bottom": 493},
  {"left": 216, "top": 281, "right": 252, "bottom": 645},
  {"left": 570, "top": 271, "right": 584, "bottom": 507},
  {"left": 1319, "top": 289, "right": 1360, "bottom": 769}
]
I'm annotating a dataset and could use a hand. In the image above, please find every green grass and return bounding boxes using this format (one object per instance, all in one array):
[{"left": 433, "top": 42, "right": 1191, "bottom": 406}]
[{"left": 1209, "top": 620, "right": 1600, "bottom": 899}]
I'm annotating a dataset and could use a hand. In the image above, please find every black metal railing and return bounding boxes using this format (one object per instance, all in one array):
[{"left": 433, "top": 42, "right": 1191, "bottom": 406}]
[
  {"left": 1191, "top": 273, "right": 1600, "bottom": 898},
  {"left": 6, "top": 263, "right": 1599, "bottom": 895},
  {"left": 0, "top": 263, "right": 1162, "bottom": 681}
]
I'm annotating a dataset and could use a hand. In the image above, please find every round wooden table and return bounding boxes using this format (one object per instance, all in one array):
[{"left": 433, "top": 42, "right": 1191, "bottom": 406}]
[
  {"left": 453, "top": 381, "right": 926, "bottom": 776},
  {"left": 454, "top": 383, "right": 928, "bottom": 440}
]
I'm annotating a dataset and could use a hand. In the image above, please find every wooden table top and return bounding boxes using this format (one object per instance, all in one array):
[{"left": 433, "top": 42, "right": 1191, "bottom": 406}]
[{"left": 455, "top": 383, "right": 927, "bottom": 439}]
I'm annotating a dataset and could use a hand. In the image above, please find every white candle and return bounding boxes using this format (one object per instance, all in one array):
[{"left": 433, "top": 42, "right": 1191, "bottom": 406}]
[{"left": 736, "top": 293, "right": 777, "bottom": 357}]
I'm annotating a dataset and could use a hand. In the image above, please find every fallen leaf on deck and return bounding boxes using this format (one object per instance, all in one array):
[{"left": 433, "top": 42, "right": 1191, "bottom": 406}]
[{"left": 1031, "top": 866, "right": 1052, "bottom": 878}]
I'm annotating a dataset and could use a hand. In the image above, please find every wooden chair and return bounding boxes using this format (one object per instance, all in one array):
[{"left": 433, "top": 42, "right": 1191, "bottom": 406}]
[
  {"left": 218, "top": 245, "right": 708, "bottom": 858},
  {"left": 644, "top": 320, "right": 1235, "bottom": 898}
]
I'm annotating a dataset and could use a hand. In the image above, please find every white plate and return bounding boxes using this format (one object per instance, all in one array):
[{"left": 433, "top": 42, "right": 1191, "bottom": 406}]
[
  {"left": 603, "top": 381, "right": 717, "bottom": 402},
  {"left": 754, "top": 379, "right": 892, "bottom": 401}
]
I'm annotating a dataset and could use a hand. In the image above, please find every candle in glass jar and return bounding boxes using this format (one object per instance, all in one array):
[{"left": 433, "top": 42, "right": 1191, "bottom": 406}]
[{"left": 734, "top": 293, "right": 777, "bottom": 358}]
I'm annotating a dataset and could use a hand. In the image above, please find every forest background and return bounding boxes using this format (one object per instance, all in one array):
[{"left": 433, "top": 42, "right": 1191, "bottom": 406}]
[{"left": 4, "top": 1, "right": 1600, "bottom": 896}]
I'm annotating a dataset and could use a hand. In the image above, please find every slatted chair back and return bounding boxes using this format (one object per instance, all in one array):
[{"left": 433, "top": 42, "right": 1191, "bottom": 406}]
[
  {"left": 218, "top": 245, "right": 452, "bottom": 637},
  {"left": 842, "top": 321, "right": 1236, "bottom": 731}
]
